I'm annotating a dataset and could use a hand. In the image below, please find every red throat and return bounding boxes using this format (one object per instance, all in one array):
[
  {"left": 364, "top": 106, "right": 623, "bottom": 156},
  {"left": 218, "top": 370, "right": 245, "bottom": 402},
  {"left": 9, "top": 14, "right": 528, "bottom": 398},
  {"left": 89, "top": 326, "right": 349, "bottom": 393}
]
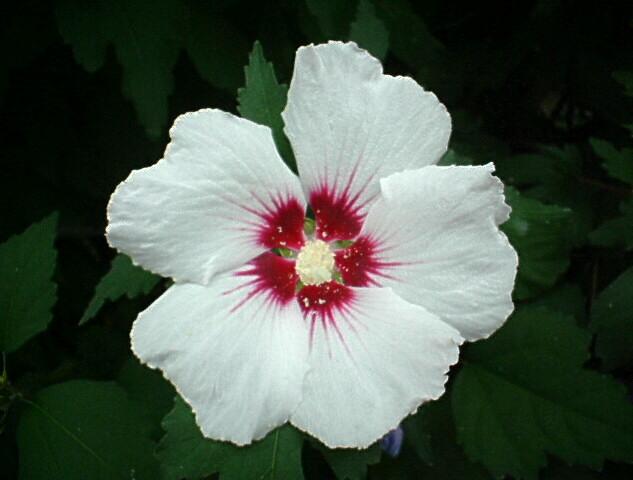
[{"left": 231, "top": 185, "right": 396, "bottom": 332}]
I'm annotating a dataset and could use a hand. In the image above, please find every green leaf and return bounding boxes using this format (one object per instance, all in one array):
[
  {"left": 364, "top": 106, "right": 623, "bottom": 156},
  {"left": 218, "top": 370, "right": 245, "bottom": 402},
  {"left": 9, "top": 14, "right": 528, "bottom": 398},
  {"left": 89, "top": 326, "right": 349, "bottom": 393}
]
[
  {"left": 495, "top": 146, "right": 596, "bottom": 246},
  {"left": 502, "top": 188, "right": 574, "bottom": 299},
  {"left": 590, "top": 266, "right": 633, "bottom": 370},
  {"left": 320, "top": 443, "right": 382, "bottom": 480},
  {"left": 402, "top": 412, "right": 433, "bottom": 465},
  {"left": 349, "top": 0, "right": 389, "bottom": 61},
  {"left": 116, "top": 357, "right": 174, "bottom": 439},
  {"left": 80, "top": 254, "right": 159, "bottom": 325},
  {"left": 590, "top": 138, "right": 633, "bottom": 185},
  {"left": 589, "top": 197, "right": 633, "bottom": 250},
  {"left": 408, "top": 399, "right": 491, "bottom": 480},
  {"left": 0, "top": 213, "right": 57, "bottom": 353},
  {"left": 373, "top": 0, "right": 444, "bottom": 71},
  {"left": 541, "top": 463, "right": 633, "bottom": 480},
  {"left": 453, "top": 306, "right": 633, "bottom": 480},
  {"left": 305, "top": 0, "right": 356, "bottom": 40},
  {"left": 438, "top": 149, "right": 476, "bottom": 167},
  {"left": 372, "top": 0, "right": 459, "bottom": 101},
  {"left": 55, "top": 0, "right": 182, "bottom": 137},
  {"left": 530, "top": 283, "right": 587, "bottom": 323},
  {"left": 17, "top": 380, "right": 159, "bottom": 479},
  {"left": 183, "top": 4, "right": 250, "bottom": 92},
  {"left": 237, "top": 41, "right": 295, "bottom": 170},
  {"left": 157, "top": 396, "right": 304, "bottom": 480}
]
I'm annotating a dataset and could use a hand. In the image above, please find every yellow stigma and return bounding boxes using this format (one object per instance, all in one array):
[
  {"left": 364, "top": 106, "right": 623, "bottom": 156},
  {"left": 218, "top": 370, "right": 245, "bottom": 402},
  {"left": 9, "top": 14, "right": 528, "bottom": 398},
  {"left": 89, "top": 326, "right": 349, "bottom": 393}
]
[{"left": 295, "top": 239, "right": 335, "bottom": 285}]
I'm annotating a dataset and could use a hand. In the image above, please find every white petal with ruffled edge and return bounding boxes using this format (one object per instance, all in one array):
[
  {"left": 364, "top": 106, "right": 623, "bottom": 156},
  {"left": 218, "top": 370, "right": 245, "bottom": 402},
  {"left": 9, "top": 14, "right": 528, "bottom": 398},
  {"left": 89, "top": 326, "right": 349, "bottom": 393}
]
[
  {"left": 290, "top": 287, "right": 462, "bottom": 448},
  {"left": 107, "top": 109, "right": 306, "bottom": 285},
  {"left": 282, "top": 41, "right": 451, "bottom": 240},
  {"left": 131, "top": 267, "right": 310, "bottom": 445},
  {"left": 358, "top": 164, "right": 518, "bottom": 341}
]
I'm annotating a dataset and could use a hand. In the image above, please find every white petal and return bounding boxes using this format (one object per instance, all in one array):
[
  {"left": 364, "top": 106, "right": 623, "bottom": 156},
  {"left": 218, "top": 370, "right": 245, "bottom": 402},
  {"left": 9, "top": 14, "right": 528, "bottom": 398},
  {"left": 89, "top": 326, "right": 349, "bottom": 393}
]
[
  {"left": 282, "top": 41, "right": 451, "bottom": 239},
  {"left": 290, "top": 287, "right": 462, "bottom": 448},
  {"left": 357, "top": 164, "right": 518, "bottom": 341},
  {"left": 107, "top": 109, "right": 306, "bottom": 285},
  {"left": 131, "top": 261, "right": 310, "bottom": 445}
]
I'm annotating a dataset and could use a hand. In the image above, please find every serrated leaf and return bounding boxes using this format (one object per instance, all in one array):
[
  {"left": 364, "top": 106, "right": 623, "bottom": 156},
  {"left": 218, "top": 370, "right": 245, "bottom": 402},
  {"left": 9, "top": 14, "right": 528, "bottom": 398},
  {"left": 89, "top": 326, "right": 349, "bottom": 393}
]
[
  {"left": 237, "top": 41, "right": 295, "bottom": 170},
  {"left": 502, "top": 188, "right": 574, "bottom": 299},
  {"left": 589, "top": 197, "right": 633, "bottom": 250},
  {"left": 320, "top": 443, "right": 382, "bottom": 480},
  {"left": 55, "top": 0, "right": 182, "bottom": 137},
  {"left": 590, "top": 266, "right": 633, "bottom": 370},
  {"left": 0, "top": 213, "right": 57, "bottom": 352},
  {"left": 80, "top": 254, "right": 159, "bottom": 325},
  {"left": 453, "top": 306, "right": 633, "bottom": 480},
  {"left": 157, "top": 396, "right": 304, "bottom": 480},
  {"left": 590, "top": 138, "right": 633, "bottom": 185},
  {"left": 349, "top": 0, "right": 389, "bottom": 61},
  {"left": 17, "top": 380, "right": 160, "bottom": 479}
]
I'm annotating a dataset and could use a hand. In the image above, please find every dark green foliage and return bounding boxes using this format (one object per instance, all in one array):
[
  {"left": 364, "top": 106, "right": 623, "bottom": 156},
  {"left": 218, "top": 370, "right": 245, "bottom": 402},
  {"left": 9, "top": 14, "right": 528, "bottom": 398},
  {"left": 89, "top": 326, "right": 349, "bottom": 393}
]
[
  {"left": 80, "top": 254, "right": 160, "bottom": 325},
  {"left": 157, "top": 397, "right": 304, "bottom": 480},
  {"left": 55, "top": 0, "right": 250, "bottom": 138},
  {"left": 319, "top": 442, "right": 382, "bottom": 480},
  {"left": 405, "top": 399, "right": 491, "bottom": 480},
  {"left": 55, "top": 0, "right": 184, "bottom": 137},
  {"left": 238, "top": 41, "right": 295, "bottom": 169},
  {"left": 590, "top": 138, "right": 633, "bottom": 186},
  {"left": 3, "top": 1, "right": 633, "bottom": 479},
  {"left": 349, "top": 0, "right": 389, "bottom": 61},
  {"left": 502, "top": 188, "right": 574, "bottom": 299},
  {"left": 453, "top": 307, "right": 633, "bottom": 479},
  {"left": 0, "top": 214, "right": 58, "bottom": 352},
  {"left": 17, "top": 380, "right": 160, "bottom": 479},
  {"left": 589, "top": 198, "right": 633, "bottom": 249},
  {"left": 591, "top": 267, "right": 633, "bottom": 370}
]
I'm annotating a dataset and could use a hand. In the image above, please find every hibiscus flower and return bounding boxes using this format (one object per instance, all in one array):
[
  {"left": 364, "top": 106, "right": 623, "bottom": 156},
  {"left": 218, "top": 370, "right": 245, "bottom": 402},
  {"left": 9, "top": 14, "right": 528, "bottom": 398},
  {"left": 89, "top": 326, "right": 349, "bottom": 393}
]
[{"left": 106, "top": 41, "right": 517, "bottom": 448}]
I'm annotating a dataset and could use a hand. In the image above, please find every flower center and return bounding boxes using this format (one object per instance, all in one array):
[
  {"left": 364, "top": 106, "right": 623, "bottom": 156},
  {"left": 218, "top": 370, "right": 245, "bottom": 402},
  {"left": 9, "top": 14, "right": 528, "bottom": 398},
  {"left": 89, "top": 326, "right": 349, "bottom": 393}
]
[{"left": 295, "top": 239, "right": 335, "bottom": 285}]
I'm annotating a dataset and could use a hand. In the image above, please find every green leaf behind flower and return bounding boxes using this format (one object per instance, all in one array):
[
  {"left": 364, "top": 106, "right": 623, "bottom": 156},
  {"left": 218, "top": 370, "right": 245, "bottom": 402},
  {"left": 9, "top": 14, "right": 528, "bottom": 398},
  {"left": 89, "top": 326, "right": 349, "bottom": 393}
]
[
  {"left": 80, "top": 254, "right": 159, "bottom": 325},
  {"left": 320, "top": 442, "right": 382, "bottom": 480},
  {"left": 349, "top": 0, "right": 389, "bottom": 61},
  {"left": 502, "top": 188, "right": 574, "bottom": 299},
  {"left": 157, "top": 396, "right": 304, "bottom": 480},
  {"left": 238, "top": 41, "right": 295, "bottom": 170}
]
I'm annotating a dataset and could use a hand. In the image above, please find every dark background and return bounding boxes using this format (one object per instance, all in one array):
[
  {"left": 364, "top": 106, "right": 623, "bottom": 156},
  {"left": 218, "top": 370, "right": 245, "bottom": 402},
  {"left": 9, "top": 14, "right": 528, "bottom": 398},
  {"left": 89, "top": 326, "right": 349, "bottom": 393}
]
[{"left": 2, "top": 1, "right": 633, "bottom": 479}]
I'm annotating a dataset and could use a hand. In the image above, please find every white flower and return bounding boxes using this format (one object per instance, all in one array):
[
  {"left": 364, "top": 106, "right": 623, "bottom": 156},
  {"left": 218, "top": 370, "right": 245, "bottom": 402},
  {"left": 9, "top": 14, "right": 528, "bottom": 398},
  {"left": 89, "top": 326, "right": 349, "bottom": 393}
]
[{"left": 106, "top": 42, "right": 518, "bottom": 448}]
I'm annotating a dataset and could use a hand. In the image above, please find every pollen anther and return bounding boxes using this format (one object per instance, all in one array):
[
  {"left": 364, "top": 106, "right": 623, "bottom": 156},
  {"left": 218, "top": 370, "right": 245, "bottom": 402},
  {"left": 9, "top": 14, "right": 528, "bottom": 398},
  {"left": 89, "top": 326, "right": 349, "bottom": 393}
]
[{"left": 295, "top": 239, "right": 335, "bottom": 285}]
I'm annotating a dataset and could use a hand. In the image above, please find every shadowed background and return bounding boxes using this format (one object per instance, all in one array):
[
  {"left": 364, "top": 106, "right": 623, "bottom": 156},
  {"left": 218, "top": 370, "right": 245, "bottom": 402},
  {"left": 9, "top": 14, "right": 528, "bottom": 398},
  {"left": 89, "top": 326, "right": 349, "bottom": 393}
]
[{"left": 2, "top": 1, "right": 633, "bottom": 479}]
